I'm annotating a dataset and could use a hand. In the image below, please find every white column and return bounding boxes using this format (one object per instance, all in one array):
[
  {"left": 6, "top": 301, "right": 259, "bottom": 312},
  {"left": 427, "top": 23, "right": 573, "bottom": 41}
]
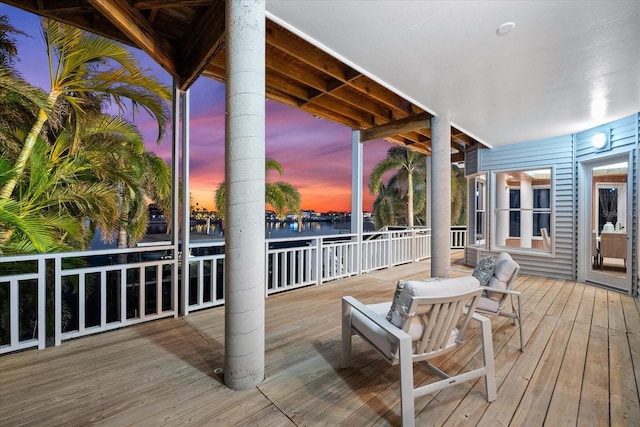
[
  {"left": 495, "top": 173, "right": 509, "bottom": 246},
  {"left": 351, "top": 131, "right": 363, "bottom": 275},
  {"left": 520, "top": 179, "right": 533, "bottom": 248},
  {"left": 425, "top": 155, "right": 432, "bottom": 228},
  {"left": 180, "top": 89, "right": 190, "bottom": 315},
  {"left": 171, "top": 82, "right": 182, "bottom": 316},
  {"left": 224, "top": 0, "right": 265, "bottom": 390},
  {"left": 431, "top": 113, "right": 451, "bottom": 277}
]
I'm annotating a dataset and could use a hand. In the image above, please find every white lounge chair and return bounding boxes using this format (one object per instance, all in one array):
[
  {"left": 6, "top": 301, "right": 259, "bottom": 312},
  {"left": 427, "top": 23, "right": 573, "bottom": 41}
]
[
  {"left": 447, "top": 252, "right": 524, "bottom": 351},
  {"left": 342, "top": 276, "right": 497, "bottom": 427}
]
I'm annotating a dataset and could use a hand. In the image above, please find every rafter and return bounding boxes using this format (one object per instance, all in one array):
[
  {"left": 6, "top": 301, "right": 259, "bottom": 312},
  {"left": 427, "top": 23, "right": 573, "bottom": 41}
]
[
  {"left": 178, "top": 0, "right": 225, "bottom": 90},
  {"left": 360, "top": 112, "right": 432, "bottom": 142},
  {"left": 88, "top": 0, "right": 179, "bottom": 81}
]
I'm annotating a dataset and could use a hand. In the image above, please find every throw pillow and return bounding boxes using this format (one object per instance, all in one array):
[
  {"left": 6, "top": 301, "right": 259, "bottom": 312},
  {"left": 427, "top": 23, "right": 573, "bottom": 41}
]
[
  {"left": 386, "top": 280, "right": 407, "bottom": 326},
  {"left": 472, "top": 256, "right": 495, "bottom": 287}
]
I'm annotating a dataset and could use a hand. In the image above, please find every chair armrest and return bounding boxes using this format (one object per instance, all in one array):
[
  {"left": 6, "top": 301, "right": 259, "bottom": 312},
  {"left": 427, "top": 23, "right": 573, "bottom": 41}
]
[
  {"left": 342, "top": 296, "right": 411, "bottom": 343},
  {"left": 471, "top": 312, "right": 491, "bottom": 323},
  {"left": 445, "top": 267, "right": 473, "bottom": 278},
  {"left": 479, "top": 286, "right": 521, "bottom": 296}
]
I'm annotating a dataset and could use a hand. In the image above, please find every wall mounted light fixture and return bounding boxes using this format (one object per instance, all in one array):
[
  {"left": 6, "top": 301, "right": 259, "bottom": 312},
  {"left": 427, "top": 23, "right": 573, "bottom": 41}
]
[{"left": 592, "top": 131, "right": 609, "bottom": 151}]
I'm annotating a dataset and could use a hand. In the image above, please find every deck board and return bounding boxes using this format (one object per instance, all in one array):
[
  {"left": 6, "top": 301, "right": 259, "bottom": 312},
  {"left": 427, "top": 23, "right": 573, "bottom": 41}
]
[{"left": 1, "top": 252, "right": 639, "bottom": 426}]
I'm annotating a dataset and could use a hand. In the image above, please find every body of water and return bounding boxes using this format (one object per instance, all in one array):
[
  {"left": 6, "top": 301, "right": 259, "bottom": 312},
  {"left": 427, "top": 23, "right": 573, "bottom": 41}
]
[{"left": 90, "top": 220, "right": 375, "bottom": 250}]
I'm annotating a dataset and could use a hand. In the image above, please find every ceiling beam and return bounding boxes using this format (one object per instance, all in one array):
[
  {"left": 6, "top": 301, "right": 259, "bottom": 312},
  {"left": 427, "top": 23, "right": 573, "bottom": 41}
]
[
  {"left": 360, "top": 112, "right": 432, "bottom": 142},
  {"left": 178, "top": 0, "right": 225, "bottom": 90},
  {"left": 134, "top": 1, "right": 214, "bottom": 9},
  {"left": 88, "top": 0, "right": 179, "bottom": 83}
]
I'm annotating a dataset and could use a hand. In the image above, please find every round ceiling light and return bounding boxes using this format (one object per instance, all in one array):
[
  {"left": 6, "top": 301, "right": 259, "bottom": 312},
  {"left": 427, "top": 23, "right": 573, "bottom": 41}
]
[{"left": 497, "top": 22, "right": 516, "bottom": 36}]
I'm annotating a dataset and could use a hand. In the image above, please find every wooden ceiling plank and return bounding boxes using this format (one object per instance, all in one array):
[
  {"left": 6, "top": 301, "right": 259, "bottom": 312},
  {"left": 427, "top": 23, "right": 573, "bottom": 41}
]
[
  {"left": 348, "top": 75, "right": 412, "bottom": 117},
  {"left": 88, "top": 0, "right": 179, "bottom": 82},
  {"left": 360, "top": 112, "right": 432, "bottom": 142},
  {"left": 266, "top": 22, "right": 352, "bottom": 82},
  {"left": 178, "top": 0, "right": 225, "bottom": 90},
  {"left": 134, "top": 0, "right": 214, "bottom": 9},
  {"left": 266, "top": 50, "right": 330, "bottom": 93},
  {"left": 305, "top": 94, "right": 375, "bottom": 128}
]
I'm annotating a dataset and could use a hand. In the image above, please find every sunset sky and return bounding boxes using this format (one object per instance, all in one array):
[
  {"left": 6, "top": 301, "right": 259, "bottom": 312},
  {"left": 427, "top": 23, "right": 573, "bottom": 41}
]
[{"left": 2, "top": 4, "right": 392, "bottom": 213}]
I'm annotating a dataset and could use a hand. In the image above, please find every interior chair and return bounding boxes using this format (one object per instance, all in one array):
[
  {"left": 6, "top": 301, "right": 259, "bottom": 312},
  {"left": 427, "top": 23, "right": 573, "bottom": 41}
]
[
  {"left": 342, "top": 276, "right": 497, "bottom": 427},
  {"left": 540, "top": 227, "right": 551, "bottom": 250},
  {"left": 446, "top": 252, "right": 524, "bottom": 351},
  {"left": 599, "top": 232, "right": 627, "bottom": 270},
  {"left": 592, "top": 231, "right": 601, "bottom": 269}
]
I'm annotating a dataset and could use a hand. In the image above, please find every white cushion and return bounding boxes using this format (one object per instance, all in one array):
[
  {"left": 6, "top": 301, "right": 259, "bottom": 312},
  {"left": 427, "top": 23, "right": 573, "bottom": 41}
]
[
  {"left": 351, "top": 302, "right": 396, "bottom": 358},
  {"left": 486, "top": 253, "right": 518, "bottom": 301}
]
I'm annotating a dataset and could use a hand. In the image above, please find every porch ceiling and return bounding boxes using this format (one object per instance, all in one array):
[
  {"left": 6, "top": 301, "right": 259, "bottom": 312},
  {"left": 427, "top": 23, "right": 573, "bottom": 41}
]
[
  {"left": 5, "top": 1, "right": 639, "bottom": 156},
  {"left": 2, "top": 0, "right": 480, "bottom": 160}
]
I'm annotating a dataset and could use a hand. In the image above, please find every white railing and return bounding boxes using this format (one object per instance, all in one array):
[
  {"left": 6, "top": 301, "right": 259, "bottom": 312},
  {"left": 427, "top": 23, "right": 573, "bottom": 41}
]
[
  {"left": 186, "top": 241, "right": 226, "bottom": 313},
  {"left": 450, "top": 226, "right": 468, "bottom": 248},
  {"left": 0, "top": 227, "right": 467, "bottom": 353}
]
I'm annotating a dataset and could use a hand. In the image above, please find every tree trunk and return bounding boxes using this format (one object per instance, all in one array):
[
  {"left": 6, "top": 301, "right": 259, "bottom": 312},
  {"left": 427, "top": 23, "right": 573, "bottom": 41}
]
[
  {"left": 407, "top": 170, "right": 414, "bottom": 227},
  {"left": 0, "top": 90, "right": 59, "bottom": 200}
]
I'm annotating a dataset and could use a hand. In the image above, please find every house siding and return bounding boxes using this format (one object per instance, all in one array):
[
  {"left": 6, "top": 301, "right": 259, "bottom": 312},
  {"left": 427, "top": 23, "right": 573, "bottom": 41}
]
[
  {"left": 575, "top": 114, "right": 639, "bottom": 294},
  {"left": 476, "top": 135, "right": 575, "bottom": 280},
  {"left": 467, "top": 113, "right": 639, "bottom": 293}
]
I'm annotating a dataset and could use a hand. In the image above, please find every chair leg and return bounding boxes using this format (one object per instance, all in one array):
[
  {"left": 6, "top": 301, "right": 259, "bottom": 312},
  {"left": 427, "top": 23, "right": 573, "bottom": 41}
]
[
  {"left": 479, "top": 315, "right": 497, "bottom": 401},
  {"left": 397, "top": 337, "right": 416, "bottom": 427},
  {"left": 516, "top": 293, "right": 524, "bottom": 352},
  {"left": 341, "top": 299, "right": 352, "bottom": 368}
]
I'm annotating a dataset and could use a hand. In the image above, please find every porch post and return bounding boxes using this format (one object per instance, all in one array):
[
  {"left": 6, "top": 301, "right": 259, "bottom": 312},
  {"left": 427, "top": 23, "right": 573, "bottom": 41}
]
[
  {"left": 224, "top": 0, "right": 266, "bottom": 390},
  {"left": 171, "top": 82, "right": 182, "bottom": 316},
  {"left": 431, "top": 113, "right": 451, "bottom": 277},
  {"left": 180, "top": 89, "right": 190, "bottom": 315},
  {"left": 425, "top": 155, "right": 432, "bottom": 228},
  {"left": 351, "top": 130, "right": 363, "bottom": 275}
]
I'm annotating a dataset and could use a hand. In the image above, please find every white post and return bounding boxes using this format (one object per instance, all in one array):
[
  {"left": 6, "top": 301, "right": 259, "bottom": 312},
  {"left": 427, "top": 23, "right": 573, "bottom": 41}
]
[
  {"left": 495, "top": 172, "right": 509, "bottom": 247},
  {"left": 425, "top": 155, "right": 432, "bottom": 229},
  {"left": 351, "top": 130, "right": 363, "bottom": 275},
  {"left": 172, "top": 82, "right": 182, "bottom": 316},
  {"left": 180, "top": 89, "right": 191, "bottom": 315},
  {"left": 224, "top": 0, "right": 266, "bottom": 390},
  {"left": 431, "top": 113, "right": 451, "bottom": 277}
]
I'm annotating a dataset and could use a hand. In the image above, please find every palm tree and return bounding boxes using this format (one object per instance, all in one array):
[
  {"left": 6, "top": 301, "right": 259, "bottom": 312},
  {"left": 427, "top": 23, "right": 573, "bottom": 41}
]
[
  {"left": 0, "top": 15, "right": 25, "bottom": 68},
  {"left": 214, "top": 158, "right": 301, "bottom": 220},
  {"left": 0, "top": 19, "right": 170, "bottom": 201},
  {"left": 369, "top": 146, "right": 427, "bottom": 227}
]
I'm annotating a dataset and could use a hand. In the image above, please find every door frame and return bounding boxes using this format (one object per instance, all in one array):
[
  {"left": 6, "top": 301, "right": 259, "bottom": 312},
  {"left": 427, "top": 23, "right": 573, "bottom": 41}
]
[{"left": 578, "top": 151, "right": 633, "bottom": 293}]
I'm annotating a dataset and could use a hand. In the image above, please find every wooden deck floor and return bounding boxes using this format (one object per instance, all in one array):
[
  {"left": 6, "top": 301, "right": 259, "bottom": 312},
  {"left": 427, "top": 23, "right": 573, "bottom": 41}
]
[{"left": 2, "top": 254, "right": 640, "bottom": 426}]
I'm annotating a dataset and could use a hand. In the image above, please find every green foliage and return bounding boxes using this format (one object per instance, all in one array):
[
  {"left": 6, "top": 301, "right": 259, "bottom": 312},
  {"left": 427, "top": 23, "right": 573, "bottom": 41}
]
[
  {"left": 0, "top": 18, "right": 171, "bottom": 254},
  {"left": 369, "top": 146, "right": 467, "bottom": 228},
  {"left": 215, "top": 158, "right": 301, "bottom": 220}
]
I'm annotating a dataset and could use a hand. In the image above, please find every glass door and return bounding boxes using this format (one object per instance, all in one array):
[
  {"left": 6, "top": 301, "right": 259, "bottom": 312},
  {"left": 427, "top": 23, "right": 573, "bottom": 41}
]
[{"left": 581, "top": 155, "right": 631, "bottom": 292}]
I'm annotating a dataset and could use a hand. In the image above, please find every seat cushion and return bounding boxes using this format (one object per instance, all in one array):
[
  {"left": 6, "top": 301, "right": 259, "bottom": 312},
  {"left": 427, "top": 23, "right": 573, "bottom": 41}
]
[
  {"left": 352, "top": 302, "right": 396, "bottom": 358},
  {"left": 472, "top": 256, "right": 495, "bottom": 286}
]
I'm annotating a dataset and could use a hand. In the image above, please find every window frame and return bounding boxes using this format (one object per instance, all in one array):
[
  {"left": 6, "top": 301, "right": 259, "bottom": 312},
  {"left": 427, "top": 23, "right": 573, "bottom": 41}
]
[{"left": 490, "top": 166, "right": 555, "bottom": 255}]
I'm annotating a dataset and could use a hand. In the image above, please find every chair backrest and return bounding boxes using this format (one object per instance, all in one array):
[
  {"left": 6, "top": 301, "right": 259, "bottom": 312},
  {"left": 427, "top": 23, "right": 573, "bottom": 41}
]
[
  {"left": 600, "top": 232, "right": 626, "bottom": 259},
  {"left": 387, "top": 277, "right": 482, "bottom": 359},
  {"left": 540, "top": 228, "right": 551, "bottom": 250},
  {"left": 485, "top": 252, "right": 520, "bottom": 303}
]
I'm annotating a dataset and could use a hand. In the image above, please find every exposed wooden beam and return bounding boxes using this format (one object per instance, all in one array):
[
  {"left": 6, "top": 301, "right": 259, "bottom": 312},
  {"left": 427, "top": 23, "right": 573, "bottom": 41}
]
[
  {"left": 266, "top": 21, "right": 352, "bottom": 82},
  {"left": 178, "top": 0, "right": 225, "bottom": 90},
  {"left": 348, "top": 75, "right": 412, "bottom": 118},
  {"left": 88, "top": 0, "right": 179, "bottom": 82},
  {"left": 360, "top": 112, "right": 432, "bottom": 142},
  {"left": 134, "top": 1, "right": 215, "bottom": 9}
]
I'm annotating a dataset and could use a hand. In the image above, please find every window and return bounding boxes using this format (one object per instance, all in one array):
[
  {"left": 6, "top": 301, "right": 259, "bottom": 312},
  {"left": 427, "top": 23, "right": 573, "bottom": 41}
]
[
  {"left": 467, "top": 174, "right": 487, "bottom": 246},
  {"left": 493, "top": 168, "right": 552, "bottom": 252}
]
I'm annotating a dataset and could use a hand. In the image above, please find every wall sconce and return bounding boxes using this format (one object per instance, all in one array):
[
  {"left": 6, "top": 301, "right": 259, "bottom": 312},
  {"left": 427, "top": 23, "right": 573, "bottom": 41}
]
[{"left": 592, "top": 131, "right": 609, "bottom": 152}]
